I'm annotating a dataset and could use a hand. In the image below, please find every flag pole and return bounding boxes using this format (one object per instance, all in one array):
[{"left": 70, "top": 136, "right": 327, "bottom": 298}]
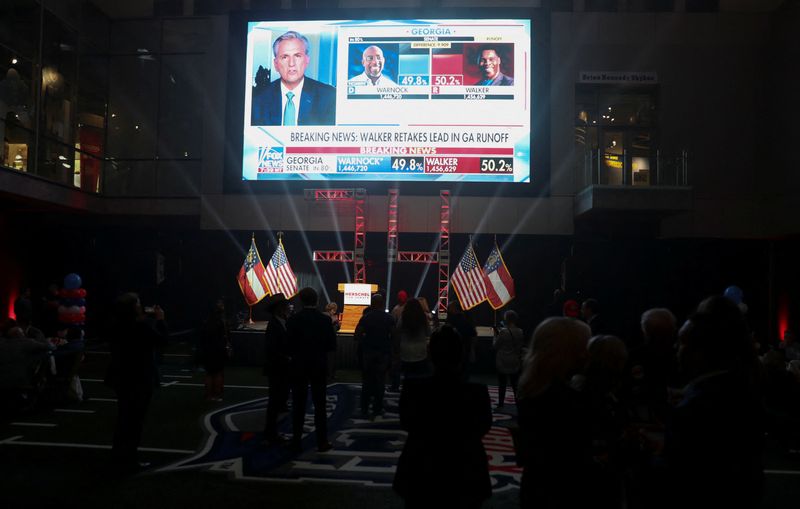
[{"left": 248, "top": 232, "right": 255, "bottom": 324}]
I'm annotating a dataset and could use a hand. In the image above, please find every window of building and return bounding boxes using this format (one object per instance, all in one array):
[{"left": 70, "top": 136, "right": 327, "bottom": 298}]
[{"left": 575, "top": 84, "right": 658, "bottom": 187}]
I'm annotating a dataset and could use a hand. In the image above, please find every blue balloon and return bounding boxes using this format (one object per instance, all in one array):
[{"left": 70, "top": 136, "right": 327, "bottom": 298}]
[
  {"left": 64, "top": 273, "right": 82, "bottom": 290},
  {"left": 723, "top": 285, "right": 743, "bottom": 305}
]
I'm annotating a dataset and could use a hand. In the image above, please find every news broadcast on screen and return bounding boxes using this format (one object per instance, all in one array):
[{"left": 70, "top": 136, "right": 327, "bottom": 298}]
[{"left": 242, "top": 19, "right": 531, "bottom": 183}]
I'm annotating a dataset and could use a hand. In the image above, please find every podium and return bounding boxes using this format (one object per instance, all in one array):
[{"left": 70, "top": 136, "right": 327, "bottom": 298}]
[{"left": 337, "top": 283, "right": 379, "bottom": 333}]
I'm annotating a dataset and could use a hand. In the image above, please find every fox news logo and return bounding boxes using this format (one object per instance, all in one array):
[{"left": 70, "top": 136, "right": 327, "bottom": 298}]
[{"left": 257, "top": 146, "right": 284, "bottom": 173}]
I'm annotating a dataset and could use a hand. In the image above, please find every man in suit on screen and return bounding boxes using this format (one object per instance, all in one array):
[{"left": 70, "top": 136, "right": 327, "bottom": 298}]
[
  {"left": 348, "top": 45, "right": 397, "bottom": 87},
  {"left": 251, "top": 30, "right": 336, "bottom": 126},
  {"left": 474, "top": 46, "right": 514, "bottom": 86}
]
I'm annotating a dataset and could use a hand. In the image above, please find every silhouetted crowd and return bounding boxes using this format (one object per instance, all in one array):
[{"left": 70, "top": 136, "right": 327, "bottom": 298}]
[{"left": 3, "top": 284, "right": 800, "bottom": 508}]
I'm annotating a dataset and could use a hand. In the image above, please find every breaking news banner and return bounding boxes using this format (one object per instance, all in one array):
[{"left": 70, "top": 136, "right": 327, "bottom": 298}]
[{"left": 243, "top": 19, "right": 531, "bottom": 183}]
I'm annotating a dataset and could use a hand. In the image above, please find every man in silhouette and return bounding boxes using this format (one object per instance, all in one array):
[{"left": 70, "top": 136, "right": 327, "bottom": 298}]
[{"left": 287, "top": 287, "right": 337, "bottom": 452}]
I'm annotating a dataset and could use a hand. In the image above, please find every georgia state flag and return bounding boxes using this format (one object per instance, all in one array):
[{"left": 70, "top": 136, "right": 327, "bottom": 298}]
[{"left": 482, "top": 242, "right": 515, "bottom": 310}]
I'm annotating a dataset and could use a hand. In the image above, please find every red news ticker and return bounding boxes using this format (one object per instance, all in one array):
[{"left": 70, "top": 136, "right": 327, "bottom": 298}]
[
  {"left": 284, "top": 146, "right": 514, "bottom": 155},
  {"left": 427, "top": 156, "right": 491, "bottom": 174}
]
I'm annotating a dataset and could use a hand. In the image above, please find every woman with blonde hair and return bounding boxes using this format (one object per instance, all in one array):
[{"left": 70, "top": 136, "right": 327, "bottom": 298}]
[{"left": 516, "top": 317, "right": 593, "bottom": 509}]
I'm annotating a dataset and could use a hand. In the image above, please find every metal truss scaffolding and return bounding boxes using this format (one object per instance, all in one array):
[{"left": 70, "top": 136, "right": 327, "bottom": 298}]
[
  {"left": 353, "top": 188, "right": 366, "bottom": 283},
  {"left": 397, "top": 251, "right": 439, "bottom": 263},
  {"left": 304, "top": 189, "right": 355, "bottom": 201},
  {"left": 437, "top": 190, "right": 451, "bottom": 319},
  {"left": 307, "top": 188, "right": 366, "bottom": 283},
  {"left": 387, "top": 189, "right": 398, "bottom": 262},
  {"left": 313, "top": 251, "right": 354, "bottom": 262}
]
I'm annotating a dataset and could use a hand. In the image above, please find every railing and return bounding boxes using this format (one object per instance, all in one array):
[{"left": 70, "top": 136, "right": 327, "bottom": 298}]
[{"left": 579, "top": 148, "right": 689, "bottom": 191}]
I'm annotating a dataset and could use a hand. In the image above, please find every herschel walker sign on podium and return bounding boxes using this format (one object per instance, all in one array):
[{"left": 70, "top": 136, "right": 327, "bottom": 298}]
[{"left": 338, "top": 283, "right": 378, "bottom": 333}]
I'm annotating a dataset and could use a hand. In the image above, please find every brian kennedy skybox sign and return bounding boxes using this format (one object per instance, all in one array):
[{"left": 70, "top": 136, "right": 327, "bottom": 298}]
[{"left": 578, "top": 71, "right": 658, "bottom": 84}]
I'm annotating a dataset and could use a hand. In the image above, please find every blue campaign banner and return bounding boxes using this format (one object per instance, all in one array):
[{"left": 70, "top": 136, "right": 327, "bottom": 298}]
[
  {"left": 397, "top": 75, "right": 429, "bottom": 86},
  {"left": 398, "top": 53, "right": 429, "bottom": 73},
  {"left": 337, "top": 155, "right": 393, "bottom": 173}
]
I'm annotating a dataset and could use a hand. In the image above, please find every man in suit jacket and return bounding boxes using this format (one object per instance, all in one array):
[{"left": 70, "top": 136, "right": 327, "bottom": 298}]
[
  {"left": 287, "top": 287, "right": 337, "bottom": 452},
  {"left": 251, "top": 31, "right": 336, "bottom": 126},
  {"left": 474, "top": 47, "right": 514, "bottom": 86},
  {"left": 581, "top": 298, "right": 612, "bottom": 336},
  {"left": 354, "top": 293, "right": 395, "bottom": 419},
  {"left": 263, "top": 293, "right": 291, "bottom": 444}
]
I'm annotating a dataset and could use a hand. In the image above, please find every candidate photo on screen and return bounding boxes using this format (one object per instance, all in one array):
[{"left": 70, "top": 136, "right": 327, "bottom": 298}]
[
  {"left": 347, "top": 44, "right": 399, "bottom": 87},
  {"left": 464, "top": 44, "right": 515, "bottom": 86},
  {"left": 251, "top": 30, "right": 336, "bottom": 126}
]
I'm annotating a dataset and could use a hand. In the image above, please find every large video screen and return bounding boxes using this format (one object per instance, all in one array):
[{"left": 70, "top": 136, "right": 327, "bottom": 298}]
[{"left": 242, "top": 19, "right": 531, "bottom": 183}]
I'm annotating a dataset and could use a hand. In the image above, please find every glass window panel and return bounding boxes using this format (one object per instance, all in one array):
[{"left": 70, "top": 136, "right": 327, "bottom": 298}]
[
  {"left": 77, "top": 125, "right": 103, "bottom": 192},
  {"left": 602, "top": 131, "right": 624, "bottom": 186},
  {"left": 1, "top": 122, "right": 33, "bottom": 172},
  {"left": 0, "top": 48, "right": 36, "bottom": 132},
  {"left": 600, "top": 92, "right": 655, "bottom": 127},
  {"left": 107, "top": 55, "right": 159, "bottom": 159},
  {"left": 38, "top": 137, "right": 76, "bottom": 186},
  {"left": 44, "top": 0, "right": 81, "bottom": 29},
  {"left": 41, "top": 10, "right": 79, "bottom": 144},
  {"left": 630, "top": 131, "right": 652, "bottom": 186},
  {"left": 103, "top": 160, "right": 156, "bottom": 196},
  {"left": 631, "top": 156, "right": 650, "bottom": 186},
  {"left": 156, "top": 160, "right": 201, "bottom": 196},
  {"left": 162, "top": 18, "right": 211, "bottom": 53},
  {"left": 0, "top": 0, "right": 40, "bottom": 61},
  {"left": 109, "top": 19, "right": 161, "bottom": 54},
  {"left": 78, "top": 49, "right": 108, "bottom": 101},
  {"left": 77, "top": 50, "right": 108, "bottom": 159},
  {"left": 79, "top": 1, "right": 110, "bottom": 52},
  {"left": 157, "top": 54, "right": 203, "bottom": 159}
]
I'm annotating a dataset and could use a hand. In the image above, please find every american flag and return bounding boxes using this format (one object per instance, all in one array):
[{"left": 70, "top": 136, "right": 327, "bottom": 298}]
[
  {"left": 237, "top": 238, "right": 270, "bottom": 306},
  {"left": 482, "top": 241, "right": 515, "bottom": 310},
  {"left": 451, "top": 244, "right": 488, "bottom": 310},
  {"left": 265, "top": 241, "right": 298, "bottom": 298}
]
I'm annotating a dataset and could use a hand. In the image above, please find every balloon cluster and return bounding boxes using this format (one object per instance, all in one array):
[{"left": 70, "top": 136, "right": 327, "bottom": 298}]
[
  {"left": 723, "top": 285, "right": 748, "bottom": 314},
  {"left": 57, "top": 273, "right": 87, "bottom": 325}
]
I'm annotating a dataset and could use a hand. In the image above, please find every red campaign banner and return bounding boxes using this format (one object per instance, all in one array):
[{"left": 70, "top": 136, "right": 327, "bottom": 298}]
[{"left": 425, "top": 156, "right": 480, "bottom": 174}]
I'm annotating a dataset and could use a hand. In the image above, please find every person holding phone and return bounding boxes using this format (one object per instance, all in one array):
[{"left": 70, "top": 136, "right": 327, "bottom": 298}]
[
  {"left": 105, "top": 293, "right": 167, "bottom": 473},
  {"left": 493, "top": 310, "right": 524, "bottom": 408}
]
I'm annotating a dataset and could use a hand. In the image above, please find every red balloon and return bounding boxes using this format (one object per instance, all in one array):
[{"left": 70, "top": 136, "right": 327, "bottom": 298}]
[{"left": 78, "top": 288, "right": 87, "bottom": 298}]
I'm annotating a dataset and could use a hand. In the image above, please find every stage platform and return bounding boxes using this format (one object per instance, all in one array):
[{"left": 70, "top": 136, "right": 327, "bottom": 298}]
[
  {"left": 230, "top": 322, "right": 360, "bottom": 369},
  {"left": 230, "top": 322, "right": 499, "bottom": 373}
]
